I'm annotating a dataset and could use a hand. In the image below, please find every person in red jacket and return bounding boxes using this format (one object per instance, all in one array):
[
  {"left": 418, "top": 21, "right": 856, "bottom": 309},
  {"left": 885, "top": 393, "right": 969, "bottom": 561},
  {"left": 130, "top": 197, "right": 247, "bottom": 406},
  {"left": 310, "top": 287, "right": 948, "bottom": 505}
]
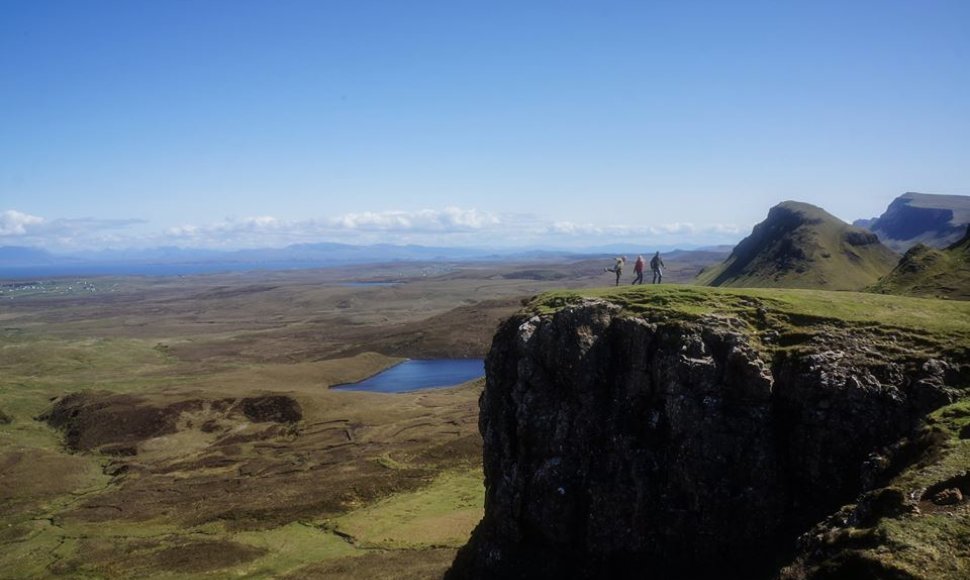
[{"left": 632, "top": 255, "right": 645, "bottom": 285}]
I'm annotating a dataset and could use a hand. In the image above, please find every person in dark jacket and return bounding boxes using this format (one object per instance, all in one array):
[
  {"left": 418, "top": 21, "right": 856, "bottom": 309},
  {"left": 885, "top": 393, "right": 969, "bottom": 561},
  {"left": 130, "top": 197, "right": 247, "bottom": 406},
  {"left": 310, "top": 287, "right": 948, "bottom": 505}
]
[{"left": 650, "top": 251, "right": 665, "bottom": 284}]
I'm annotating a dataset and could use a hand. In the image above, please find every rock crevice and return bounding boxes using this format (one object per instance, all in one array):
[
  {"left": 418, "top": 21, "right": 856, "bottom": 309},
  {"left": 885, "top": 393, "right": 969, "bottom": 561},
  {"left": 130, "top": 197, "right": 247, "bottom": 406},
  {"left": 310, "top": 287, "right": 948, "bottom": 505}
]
[{"left": 449, "top": 300, "right": 965, "bottom": 579}]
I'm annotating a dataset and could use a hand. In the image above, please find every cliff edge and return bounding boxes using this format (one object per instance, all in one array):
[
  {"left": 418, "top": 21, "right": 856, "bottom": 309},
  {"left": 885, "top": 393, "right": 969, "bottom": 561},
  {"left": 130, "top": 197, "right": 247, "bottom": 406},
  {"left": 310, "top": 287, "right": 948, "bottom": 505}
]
[{"left": 448, "top": 286, "right": 970, "bottom": 579}]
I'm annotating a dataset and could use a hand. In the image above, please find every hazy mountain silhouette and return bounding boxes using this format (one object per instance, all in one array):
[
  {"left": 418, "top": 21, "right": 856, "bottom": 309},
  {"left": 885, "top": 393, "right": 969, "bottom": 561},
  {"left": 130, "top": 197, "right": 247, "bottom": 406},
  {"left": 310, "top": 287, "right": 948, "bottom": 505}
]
[{"left": 855, "top": 192, "right": 970, "bottom": 252}]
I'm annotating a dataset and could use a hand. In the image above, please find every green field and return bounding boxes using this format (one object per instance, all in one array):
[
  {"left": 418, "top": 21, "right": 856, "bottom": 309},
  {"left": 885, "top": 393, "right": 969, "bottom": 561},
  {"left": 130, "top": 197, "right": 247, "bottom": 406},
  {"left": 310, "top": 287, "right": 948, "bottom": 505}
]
[{"left": 0, "top": 261, "right": 615, "bottom": 578}]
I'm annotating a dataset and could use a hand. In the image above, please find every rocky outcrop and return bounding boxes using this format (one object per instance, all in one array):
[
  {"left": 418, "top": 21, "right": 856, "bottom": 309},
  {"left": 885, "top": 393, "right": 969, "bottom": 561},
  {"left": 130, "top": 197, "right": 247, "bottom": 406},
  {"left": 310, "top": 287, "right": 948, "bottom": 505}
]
[
  {"left": 858, "top": 192, "right": 970, "bottom": 252},
  {"left": 449, "top": 298, "right": 968, "bottom": 579},
  {"left": 39, "top": 391, "right": 303, "bottom": 454}
]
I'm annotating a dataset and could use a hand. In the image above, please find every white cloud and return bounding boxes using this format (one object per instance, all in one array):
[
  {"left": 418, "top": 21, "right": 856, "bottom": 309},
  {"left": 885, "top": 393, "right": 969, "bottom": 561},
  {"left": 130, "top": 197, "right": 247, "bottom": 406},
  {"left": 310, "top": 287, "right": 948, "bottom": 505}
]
[
  {"left": 45, "top": 217, "right": 146, "bottom": 236},
  {"left": 155, "top": 211, "right": 743, "bottom": 249},
  {"left": 164, "top": 217, "right": 291, "bottom": 248},
  {"left": 647, "top": 222, "right": 696, "bottom": 236},
  {"left": 547, "top": 221, "right": 702, "bottom": 238},
  {"left": 710, "top": 223, "right": 744, "bottom": 235},
  {"left": 180, "top": 216, "right": 279, "bottom": 234},
  {"left": 2, "top": 206, "right": 747, "bottom": 251},
  {"left": 158, "top": 208, "right": 503, "bottom": 248},
  {"left": 166, "top": 224, "right": 200, "bottom": 237},
  {"left": 332, "top": 207, "right": 499, "bottom": 232},
  {"left": 0, "top": 210, "right": 150, "bottom": 250},
  {"left": 0, "top": 210, "right": 44, "bottom": 236},
  {"left": 541, "top": 220, "right": 744, "bottom": 249},
  {"left": 548, "top": 221, "right": 604, "bottom": 236},
  {"left": 233, "top": 216, "right": 280, "bottom": 230}
]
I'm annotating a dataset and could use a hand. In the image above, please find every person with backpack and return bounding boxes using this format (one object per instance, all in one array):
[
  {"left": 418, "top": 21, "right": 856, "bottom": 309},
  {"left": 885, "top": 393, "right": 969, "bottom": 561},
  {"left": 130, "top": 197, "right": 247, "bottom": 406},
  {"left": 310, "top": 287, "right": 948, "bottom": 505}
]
[
  {"left": 632, "top": 255, "right": 645, "bottom": 285},
  {"left": 650, "top": 251, "right": 665, "bottom": 284}
]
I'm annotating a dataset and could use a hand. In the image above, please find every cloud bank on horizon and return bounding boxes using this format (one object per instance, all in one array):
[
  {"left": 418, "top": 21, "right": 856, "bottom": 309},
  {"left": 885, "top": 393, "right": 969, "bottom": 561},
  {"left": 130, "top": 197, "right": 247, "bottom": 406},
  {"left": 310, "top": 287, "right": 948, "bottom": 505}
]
[{"left": 0, "top": 207, "right": 744, "bottom": 252}]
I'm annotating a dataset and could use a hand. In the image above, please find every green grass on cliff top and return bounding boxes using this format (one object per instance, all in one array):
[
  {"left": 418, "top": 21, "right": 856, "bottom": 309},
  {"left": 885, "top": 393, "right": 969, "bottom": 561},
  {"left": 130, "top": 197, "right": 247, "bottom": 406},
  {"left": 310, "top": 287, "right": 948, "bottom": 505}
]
[{"left": 528, "top": 284, "right": 970, "bottom": 343}]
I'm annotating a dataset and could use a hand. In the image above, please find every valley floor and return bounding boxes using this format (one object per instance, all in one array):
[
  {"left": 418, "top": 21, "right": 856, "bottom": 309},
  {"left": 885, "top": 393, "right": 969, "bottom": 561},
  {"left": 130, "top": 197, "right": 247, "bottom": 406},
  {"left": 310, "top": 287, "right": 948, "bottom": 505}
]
[{"left": 0, "top": 259, "right": 626, "bottom": 578}]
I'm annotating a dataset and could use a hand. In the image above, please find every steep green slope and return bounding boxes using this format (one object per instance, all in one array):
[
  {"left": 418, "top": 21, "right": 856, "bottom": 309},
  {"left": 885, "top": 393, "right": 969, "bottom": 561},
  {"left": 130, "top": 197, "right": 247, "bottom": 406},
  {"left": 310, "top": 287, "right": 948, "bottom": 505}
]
[
  {"left": 871, "top": 226, "right": 970, "bottom": 300},
  {"left": 697, "top": 201, "right": 899, "bottom": 290}
]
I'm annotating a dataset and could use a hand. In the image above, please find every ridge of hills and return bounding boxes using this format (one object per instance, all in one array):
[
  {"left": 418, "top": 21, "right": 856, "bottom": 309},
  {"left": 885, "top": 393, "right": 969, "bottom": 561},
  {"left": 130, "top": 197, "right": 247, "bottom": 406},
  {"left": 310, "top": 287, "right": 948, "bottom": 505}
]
[
  {"left": 0, "top": 243, "right": 726, "bottom": 279},
  {"left": 695, "top": 200, "right": 899, "bottom": 290},
  {"left": 871, "top": 225, "right": 970, "bottom": 300},
  {"left": 855, "top": 192, "right": 970, "bottom": 252}
]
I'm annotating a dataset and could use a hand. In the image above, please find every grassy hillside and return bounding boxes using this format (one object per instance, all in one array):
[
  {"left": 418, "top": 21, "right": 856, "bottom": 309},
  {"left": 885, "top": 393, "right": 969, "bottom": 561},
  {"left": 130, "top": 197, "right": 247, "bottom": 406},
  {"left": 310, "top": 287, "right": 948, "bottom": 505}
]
[
  {"left": 872, "top": 226, "right": 970, "bottom": 301},
  {"left": 696, "top": 201, "right": 899, "bottom": 290}
]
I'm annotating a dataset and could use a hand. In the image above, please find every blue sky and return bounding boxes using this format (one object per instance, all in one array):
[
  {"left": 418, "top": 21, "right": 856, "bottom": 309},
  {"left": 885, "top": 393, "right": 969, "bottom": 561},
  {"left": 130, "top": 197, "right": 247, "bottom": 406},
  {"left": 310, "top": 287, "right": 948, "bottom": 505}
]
[{"left": 2, "top": 0, "right": 968, "bottom": 251}]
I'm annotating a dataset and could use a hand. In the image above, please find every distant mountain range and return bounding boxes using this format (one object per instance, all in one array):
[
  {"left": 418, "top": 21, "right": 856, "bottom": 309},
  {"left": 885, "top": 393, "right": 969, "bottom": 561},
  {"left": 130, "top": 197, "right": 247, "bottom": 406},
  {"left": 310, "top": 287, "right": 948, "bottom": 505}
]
[
  {"left": 0, "top": 246, "right": 66, "bottom": 265},
  {"left": 0, "top": 242, "right": 720, "bottom": 278},
  {"left": 696, "top": 201, "right": 899, "bottom": 291},
  {"left": 854, "top": 192, "right": 970, "bottom": 252},
  {"left": 0, "top": 244, "right": 489, "bottom": 277},
  {"left": 6, "top": 191, "right": 967, "bottom": 283}
]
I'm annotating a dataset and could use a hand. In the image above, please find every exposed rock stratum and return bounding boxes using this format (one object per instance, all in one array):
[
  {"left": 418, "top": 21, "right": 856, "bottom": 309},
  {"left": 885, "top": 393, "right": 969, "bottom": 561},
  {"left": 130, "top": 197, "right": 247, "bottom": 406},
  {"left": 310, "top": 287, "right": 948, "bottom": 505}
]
[
  {"left": 858, "top": 192, "right": 970, "bottom": 252},
  {"left": 449, "top": 291, "right": 969, "bottom": 579}
]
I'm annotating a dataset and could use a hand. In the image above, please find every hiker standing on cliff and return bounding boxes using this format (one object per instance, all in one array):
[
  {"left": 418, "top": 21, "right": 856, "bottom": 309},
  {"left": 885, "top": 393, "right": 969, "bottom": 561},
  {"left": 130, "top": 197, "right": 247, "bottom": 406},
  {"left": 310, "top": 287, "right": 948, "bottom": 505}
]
[
  {"left": 632, "top": 255, "right": 645, "bottom": 285},
  {"left": 604, "top": 256, "right": 625, "bottom": 286},
  {"left": 650, "top": 251, "right": 665, "bottom": 284}
]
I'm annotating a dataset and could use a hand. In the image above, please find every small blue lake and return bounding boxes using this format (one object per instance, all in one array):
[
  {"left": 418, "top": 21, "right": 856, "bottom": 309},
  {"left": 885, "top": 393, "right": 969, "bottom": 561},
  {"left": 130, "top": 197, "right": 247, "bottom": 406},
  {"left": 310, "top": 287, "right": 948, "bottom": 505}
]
[{"left": 334, "top": 359, "right": 484, "bottom": 393}]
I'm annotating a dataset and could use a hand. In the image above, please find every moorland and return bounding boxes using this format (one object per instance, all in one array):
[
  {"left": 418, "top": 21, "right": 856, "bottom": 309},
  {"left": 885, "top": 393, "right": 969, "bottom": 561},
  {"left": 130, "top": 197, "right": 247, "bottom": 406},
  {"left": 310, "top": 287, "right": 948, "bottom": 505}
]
[{"left": 0, "top": 254, "right": 716, "bottom": 579}]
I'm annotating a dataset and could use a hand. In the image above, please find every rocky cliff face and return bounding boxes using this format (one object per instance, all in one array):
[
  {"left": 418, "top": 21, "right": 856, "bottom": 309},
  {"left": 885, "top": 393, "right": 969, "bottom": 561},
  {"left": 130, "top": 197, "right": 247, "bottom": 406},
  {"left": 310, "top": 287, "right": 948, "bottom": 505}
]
[
  {"left": 448, "top": 294, "right": 969, "bottom": 579},
  {"left": 860, "top": 192, "right": 970, "bottom": 252}
]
